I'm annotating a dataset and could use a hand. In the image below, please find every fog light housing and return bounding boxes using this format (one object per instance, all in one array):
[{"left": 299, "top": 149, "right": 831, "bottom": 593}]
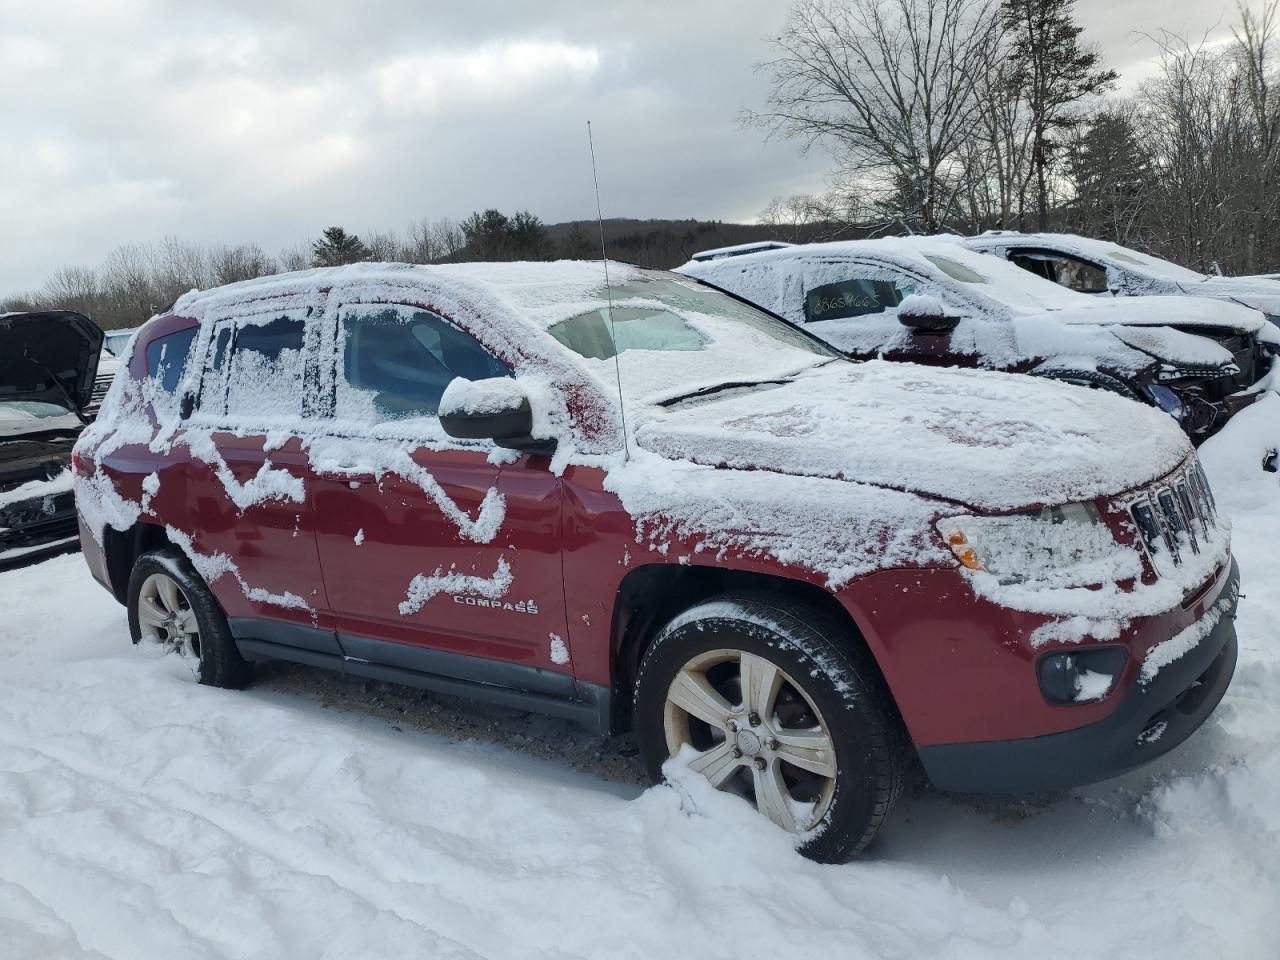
[{"left": 1037, "top": 647, "right": 1128, "bottom": 704}]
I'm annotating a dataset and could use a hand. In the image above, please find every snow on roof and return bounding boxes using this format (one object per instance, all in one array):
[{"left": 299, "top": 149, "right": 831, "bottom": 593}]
[
  {"left": 683, "top": 235, "right": 1089, "bottom": 316},
  {"left": 170, "top": 260, "right": 837, "bottom": 417},
  {"left": 689, "top": 241, "right": 795, "bottom": 262}
]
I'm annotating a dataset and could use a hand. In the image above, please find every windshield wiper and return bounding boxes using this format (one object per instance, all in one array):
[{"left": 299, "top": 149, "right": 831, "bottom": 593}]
[
  {"left": 659, "top": 360, "right": 841, "bottom": 407},
  {"left": 660, "top": 379, "right": 793, "bottom": 407}
]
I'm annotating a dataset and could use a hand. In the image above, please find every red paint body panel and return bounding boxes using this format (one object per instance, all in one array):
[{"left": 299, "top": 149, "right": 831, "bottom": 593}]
[
  {"left": 76, "top": 301, "right": 1232, "bottom": 759},
  {"left": 311, "top": 446, "right": 569, "bottom": 672}
]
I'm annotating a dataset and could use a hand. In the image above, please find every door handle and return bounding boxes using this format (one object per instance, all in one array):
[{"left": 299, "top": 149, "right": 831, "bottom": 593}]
[{"left": 317, "top": 469, "right": 375, "bottom": 486}]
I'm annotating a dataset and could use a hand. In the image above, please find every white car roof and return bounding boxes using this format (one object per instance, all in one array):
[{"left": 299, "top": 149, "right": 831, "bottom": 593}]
[
  {"left": 688, "top": 241, "right": 795, "bottom": 262},
  {"left": 962, "top": 231, "right": 1208, "bottom": 283}
]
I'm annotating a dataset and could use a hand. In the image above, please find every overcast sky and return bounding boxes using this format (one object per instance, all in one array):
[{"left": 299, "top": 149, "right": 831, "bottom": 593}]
[{"left": 1, "top": 0, "right": 1246, "bottom": 296}]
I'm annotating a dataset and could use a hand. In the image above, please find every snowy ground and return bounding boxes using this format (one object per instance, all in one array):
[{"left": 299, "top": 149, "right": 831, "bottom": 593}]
[{"left": 3, "top": 407, "right": 1280, "bottom": 958}]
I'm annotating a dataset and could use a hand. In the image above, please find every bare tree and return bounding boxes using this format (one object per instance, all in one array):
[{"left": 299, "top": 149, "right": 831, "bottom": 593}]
[
  {"left": 209, "top": 244, "right": 276, "bottom": 286},
  {"left": 749, "top": 0, "right": 1002, "bottom": 232},
  {"left": 429, "top": 218, "right": 466, "bottom": 262},
  {"left": 276, "top": 243, "right": 312, "bottom": 273},
  {"left": 1232, "top": 0, "right": 1280, "bottom": 272}
]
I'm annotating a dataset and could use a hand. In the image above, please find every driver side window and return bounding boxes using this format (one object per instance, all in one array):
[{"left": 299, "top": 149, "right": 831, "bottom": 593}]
[
  {"left": 335, "top": 306, "right": 512, "bottom": 425},
  {"left": 1009, "top": 251, "right": 1108, "bottom": 294}
]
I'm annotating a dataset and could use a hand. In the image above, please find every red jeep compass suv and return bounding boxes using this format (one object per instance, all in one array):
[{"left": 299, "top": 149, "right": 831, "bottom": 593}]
[{"left": 73, "top": 261, "right": 1239, "bottom": 861}]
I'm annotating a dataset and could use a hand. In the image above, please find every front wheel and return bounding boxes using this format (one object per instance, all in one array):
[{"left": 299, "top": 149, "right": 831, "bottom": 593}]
[{"left": 633, "top": 595, "right": 906, "bottom": 862}]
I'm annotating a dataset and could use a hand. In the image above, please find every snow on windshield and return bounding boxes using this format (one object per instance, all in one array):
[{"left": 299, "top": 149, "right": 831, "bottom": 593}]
[{"left": 456, "top": 266, "right": 836, "bottom": 408}]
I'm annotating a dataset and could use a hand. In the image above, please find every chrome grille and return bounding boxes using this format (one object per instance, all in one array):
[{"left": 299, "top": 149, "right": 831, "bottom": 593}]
[{"left": 1128, "top": 459, "right": 1219, "bottom": 575}]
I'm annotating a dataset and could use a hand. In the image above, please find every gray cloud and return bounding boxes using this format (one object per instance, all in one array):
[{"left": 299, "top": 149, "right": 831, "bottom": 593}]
[{"left": 1, "top": 0, "right": 1239, "bottom": 295}]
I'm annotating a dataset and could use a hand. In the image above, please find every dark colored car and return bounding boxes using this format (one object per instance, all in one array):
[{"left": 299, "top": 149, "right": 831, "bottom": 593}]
[
  {"left": 74, "top": 262, "right": 1238, "bottom": 861},
  {"left": 680, "top": 237, "right": 1277, "bottom": 440},
  {"left": 1, "top": 310, "right": 104, "bottom": 566}
]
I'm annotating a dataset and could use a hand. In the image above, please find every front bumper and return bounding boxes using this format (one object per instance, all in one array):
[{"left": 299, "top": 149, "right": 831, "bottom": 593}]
[{"left": 918, "top": 559, "right": 1240, "bottom": 793}]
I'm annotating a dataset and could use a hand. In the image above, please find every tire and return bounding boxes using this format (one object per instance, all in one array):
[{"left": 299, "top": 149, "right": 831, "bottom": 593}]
[
  {"left": 1030, "top": 367, "right": 1140, "bottom": 401},
  {"left": 633, "top": 593, "right": 906, "bottom": 862},
  {"left": 126, "top": 546, "right": 252, "bottom": 689}
]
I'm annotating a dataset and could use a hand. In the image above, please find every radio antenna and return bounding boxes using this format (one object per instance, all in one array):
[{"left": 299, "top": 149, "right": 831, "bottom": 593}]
[{"left": 587, "top": 120, "right": 630, "bottom": 461}]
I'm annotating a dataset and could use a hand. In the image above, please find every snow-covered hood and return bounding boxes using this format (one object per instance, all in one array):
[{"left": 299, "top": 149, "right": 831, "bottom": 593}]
[
  {"left": 636, "top": 362, "right": 1190, "bottom": 512},
  {"left": 0, "top": 311, "right": 104, "bottom": 412},
  {"left": 1174, "top": 278, "right": 1280, "bottom": 318},
  {"left": 1041, "top": 295, "right": 1266, "bottom": 334}
]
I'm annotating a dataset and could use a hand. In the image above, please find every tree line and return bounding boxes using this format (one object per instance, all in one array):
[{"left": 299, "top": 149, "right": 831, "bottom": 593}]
[
  {"left": 3, "top": 213, "right": 553, "bottom": 330},
  {"left": 1, "top": 212, "right": 850, "bottom": 330},
  {"left": 750, "top": 0, "right": 1280, "bottom": 275}
]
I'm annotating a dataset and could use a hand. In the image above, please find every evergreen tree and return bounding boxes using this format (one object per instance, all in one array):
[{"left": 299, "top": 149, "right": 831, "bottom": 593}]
[
  {"left": 460, "top": 209, "right": 512, "bottom": 260},
  {"left": 1065, "top": 108, "right": 1153, "bottom": 243},
  {"left": 560, "top": 222, "right": 595, "bottom": 259},
  {"left": 311, "top": 227, "right": 371, "bottom": 267},
  {"left": 509, "top": 210, "right": 551, "bottom": 260},
  {"left": 1001, "top": 0, "right": 1118, "bottom": 230}
]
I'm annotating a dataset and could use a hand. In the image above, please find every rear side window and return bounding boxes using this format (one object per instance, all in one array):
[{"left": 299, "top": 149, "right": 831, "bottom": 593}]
[
  {"left": 197, "top": 314, "right": 307, "bottom": 419},
  {"left": 336, "top": 307, "right": 511, "bottom": 424},
  {"left": 225, "top": 316, "right": 306, "bottom": 418},
  {"left": 145, "top": 328, "right": 197, "bottom": 394},
  {"left": 804, "top": 278, "right": 912, "bottom": 323}
]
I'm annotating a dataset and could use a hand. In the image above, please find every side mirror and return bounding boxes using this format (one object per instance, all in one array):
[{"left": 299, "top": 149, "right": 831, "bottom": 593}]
[
  {"left": 896, "top": 294, "right": 962, "bottom": 334},
  {"left": 439, "top": 377, "right": 556, "bottom": 455}
]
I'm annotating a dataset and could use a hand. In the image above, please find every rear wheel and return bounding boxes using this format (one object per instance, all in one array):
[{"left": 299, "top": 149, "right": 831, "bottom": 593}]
[
  {"left": 127, "top": 547, "right": 252, "bottom": 689},
  {"left": 634, "top": 595, "right": 906, "bottom": 862}
]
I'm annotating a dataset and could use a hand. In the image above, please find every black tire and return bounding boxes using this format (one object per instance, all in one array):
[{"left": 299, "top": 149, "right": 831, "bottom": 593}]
[
  {"left": 633, "top": 594, "right": 907, "bottom": 862},
  {"left": 1030, "top": 367, "right": 1141, "bottom": 401},
  {"left": 126, "top": 546, "right": 253, "bottom": 689}
]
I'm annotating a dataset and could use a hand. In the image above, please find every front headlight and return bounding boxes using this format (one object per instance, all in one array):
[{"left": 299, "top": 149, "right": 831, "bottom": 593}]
[
  {"left": 1143, "top": 383, "right": 1185, "bottom": 421},
  {"left": 937, "top": 503, "right": 1138, "bottom": 587}
]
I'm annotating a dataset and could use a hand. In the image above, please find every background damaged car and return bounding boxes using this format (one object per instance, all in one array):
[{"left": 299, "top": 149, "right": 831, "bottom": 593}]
[
  {"left": 963, "top": 231, "right": 1280, "bottom": 323},
  {"left": 1, "top": 310, "right": 104, "bottom": 566},
  {"left": 679, "top": 237, "right": 1278, "bottom": 440}
]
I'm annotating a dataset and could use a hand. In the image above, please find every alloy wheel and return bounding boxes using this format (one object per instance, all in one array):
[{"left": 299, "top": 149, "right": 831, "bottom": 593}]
[
  {"left": 663, "top": 648, "right": 838, "bottom": 833},
  {"left": 136, "top": 571, "right": 201, "bottom": 661}
]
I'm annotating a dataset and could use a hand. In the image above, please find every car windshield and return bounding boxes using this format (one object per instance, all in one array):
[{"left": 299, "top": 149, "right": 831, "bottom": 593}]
[
  {"left": 0, "top": 400, "right": 74, "bottom": 421},
  {"left": 103, "top": 332, "right": 134, "bottom": 357},
  {"left": 546, "top": 276, "right": 840, "bottom": 405}
]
